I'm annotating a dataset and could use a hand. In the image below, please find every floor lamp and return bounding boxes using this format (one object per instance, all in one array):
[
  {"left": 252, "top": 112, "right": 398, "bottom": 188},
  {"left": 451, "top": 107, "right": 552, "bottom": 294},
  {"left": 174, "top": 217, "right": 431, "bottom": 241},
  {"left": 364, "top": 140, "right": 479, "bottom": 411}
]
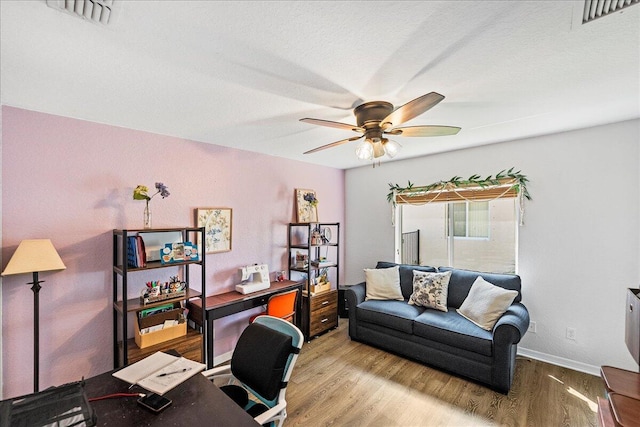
[{"left": 1, "top": 239, "right": 66, "bottom": 393}]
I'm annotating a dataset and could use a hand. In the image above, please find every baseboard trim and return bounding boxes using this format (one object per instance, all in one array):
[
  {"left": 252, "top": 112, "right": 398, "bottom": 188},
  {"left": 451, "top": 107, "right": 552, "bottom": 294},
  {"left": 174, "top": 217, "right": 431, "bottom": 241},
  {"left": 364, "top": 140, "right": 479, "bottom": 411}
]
[
  {"left": 517, "top": 347, "right": 600, "bottom": 377},
  {"left": 213, "top": 350, "right": 233, "bottom": 367}
]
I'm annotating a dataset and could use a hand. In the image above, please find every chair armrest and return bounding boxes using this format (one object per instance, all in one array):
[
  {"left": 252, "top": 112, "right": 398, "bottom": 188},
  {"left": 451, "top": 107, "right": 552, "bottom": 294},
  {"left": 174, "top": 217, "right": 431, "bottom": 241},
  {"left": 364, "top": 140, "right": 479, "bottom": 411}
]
[
  {"left": 493, "top": 302, "right": 530, "bottom": 345},
  {"left": 201, "top": 365, "right": 231, "bottom": 379},
  {"left": 202, "top": 366, "right": 236, "bottom": 387},
  {"left": 254, "top": 400, "right": 286, "bottom": 425}
]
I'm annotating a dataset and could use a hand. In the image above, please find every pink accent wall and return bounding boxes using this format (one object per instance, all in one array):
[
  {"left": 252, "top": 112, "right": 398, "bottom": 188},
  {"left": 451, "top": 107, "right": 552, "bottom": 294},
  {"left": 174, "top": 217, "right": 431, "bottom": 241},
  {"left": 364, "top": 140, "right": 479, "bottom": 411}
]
[{"left": 1, "top": 106, "right": 345, "bottom": 398}]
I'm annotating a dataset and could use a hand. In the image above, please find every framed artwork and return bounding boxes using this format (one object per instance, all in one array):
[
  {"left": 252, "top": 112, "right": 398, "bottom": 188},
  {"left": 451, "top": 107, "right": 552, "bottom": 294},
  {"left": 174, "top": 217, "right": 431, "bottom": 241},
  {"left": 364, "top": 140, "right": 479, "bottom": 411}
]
[
  {"left": 195, "top": 208, "right": 232, "bottom": 254},
  {"left": 295, "top": 189, "right": 318, "bottom": 223}
]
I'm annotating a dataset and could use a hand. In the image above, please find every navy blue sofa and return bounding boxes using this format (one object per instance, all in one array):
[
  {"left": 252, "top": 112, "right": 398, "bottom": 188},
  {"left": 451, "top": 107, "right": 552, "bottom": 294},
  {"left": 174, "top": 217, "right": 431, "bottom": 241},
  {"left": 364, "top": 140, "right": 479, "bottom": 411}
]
[{"left": 345, "top": 261, "right": 529, "bottom": 393}]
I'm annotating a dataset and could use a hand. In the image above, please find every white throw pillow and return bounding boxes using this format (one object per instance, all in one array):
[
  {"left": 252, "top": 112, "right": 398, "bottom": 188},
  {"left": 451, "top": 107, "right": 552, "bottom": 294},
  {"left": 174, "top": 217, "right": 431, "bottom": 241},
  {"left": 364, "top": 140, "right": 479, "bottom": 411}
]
[
  {"left": 408, "top": 270, "right": 452, "bottom": 312},
  {"left": 364, "top": 266, "right": 403, "bottom": 301},
  {"left": 457, "top": 276, "right": 518, "bottom": 331}
]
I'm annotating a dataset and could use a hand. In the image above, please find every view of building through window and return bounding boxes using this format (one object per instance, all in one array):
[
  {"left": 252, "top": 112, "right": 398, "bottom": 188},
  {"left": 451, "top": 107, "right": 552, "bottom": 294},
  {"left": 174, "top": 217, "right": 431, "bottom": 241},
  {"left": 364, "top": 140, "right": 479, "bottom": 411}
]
[{"left": 398, "top": 198, "right": 517, "bottom": 274}]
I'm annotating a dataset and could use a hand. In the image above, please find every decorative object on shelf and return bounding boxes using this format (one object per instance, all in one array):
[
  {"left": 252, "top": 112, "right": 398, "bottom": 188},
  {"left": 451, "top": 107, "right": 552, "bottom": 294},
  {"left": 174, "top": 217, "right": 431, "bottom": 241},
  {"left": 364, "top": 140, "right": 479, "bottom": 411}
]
[
  {"left": 195, "top": 208, "right": 232, "bottom": 254},
  {"left": 160, "top": 242, "right": 199, "bottom": 264},
  {"left": 295, "top": 188, "right": 318, "bottom": 223},
  {"left": 294, "top": 251, "right": 308, "bottom": 268},
  {"left": 387, "top": 168, "right": 531, "bottom": 225},
  {"left": 310, "top": 228, "right": 322, "bottom": 245},
  {"left": 139, "top": 277, "right": 187, "bottom": 305},
  {"left": 1, "top": 239, "right": 67, "bottom": 393},
  {"left": 321, "top": 227, "right": 332, "bottom": 244},
  {"left": 133, "top": 182, "right": 170, "bottom": 229},
  {"left": 276, "top": 270, "right": 287, "bottom": 282}
]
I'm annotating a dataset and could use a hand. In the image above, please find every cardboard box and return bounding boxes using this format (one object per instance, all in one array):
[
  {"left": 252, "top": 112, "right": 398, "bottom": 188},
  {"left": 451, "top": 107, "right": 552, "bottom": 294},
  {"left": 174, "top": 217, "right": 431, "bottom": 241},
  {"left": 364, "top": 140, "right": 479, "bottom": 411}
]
[{"left": 135, "top": 307, "right": 186, "bottom": 349}]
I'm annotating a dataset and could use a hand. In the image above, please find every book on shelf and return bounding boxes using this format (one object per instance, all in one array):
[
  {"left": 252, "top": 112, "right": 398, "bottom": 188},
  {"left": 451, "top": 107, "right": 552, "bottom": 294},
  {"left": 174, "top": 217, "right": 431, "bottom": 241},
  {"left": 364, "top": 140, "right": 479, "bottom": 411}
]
[
  {"left": 112, "top": 351, "right": 205, "bottom": 395},
  {"left": 126, "top": 235, "right": 147, "bottom": 268}
]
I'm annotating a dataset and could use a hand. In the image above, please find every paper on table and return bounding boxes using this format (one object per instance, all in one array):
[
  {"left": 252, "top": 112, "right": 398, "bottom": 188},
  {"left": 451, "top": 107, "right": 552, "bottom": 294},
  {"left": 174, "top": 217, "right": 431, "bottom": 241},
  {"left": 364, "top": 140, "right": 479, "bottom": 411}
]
[{"left": 112, "top": 351, "right": 205, "bottom": 395}]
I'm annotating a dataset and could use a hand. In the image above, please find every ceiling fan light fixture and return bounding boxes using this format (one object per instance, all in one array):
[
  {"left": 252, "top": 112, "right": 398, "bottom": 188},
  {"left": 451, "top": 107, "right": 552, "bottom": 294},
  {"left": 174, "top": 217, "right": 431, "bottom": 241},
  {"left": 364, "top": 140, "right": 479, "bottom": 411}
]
[
  {"left": 355, "top": 139, "right": 373, "bottom": 160},
  {"left": 372, "top": 140, "right": 385, "bottom": 158},
  {"left": 383, "top": 138, "right": 402, "bottom": 158}
]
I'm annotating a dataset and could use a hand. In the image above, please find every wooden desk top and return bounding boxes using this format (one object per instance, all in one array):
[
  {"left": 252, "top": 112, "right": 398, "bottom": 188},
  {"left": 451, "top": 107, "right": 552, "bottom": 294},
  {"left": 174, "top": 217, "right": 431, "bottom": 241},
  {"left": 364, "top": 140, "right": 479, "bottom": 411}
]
[
  {"left": 190, "top": 280, "right": 303, "bottom": 311},
  {"left": 84, "top": 368, "right": 258, "bottom": 426}
]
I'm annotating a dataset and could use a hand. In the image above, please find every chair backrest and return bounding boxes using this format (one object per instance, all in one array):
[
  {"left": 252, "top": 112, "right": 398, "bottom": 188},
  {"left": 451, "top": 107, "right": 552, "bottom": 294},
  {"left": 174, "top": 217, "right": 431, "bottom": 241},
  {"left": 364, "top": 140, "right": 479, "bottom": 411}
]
[
  {"left": 266, "top": 289, "right": 299, "bottom": 322},
  {"left": 231, "top": 315, "right": 304, "bottom": 408}
]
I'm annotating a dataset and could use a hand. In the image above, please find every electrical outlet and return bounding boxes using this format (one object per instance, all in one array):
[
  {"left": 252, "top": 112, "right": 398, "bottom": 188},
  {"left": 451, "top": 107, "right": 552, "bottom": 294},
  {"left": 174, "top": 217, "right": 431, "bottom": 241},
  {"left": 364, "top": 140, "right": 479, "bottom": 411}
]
[
  {"left": 566, "top": 327, "right": 576, "bottom": 341},
  {"left": 528, "top": 321, "right": 537, "bottom": 333}
]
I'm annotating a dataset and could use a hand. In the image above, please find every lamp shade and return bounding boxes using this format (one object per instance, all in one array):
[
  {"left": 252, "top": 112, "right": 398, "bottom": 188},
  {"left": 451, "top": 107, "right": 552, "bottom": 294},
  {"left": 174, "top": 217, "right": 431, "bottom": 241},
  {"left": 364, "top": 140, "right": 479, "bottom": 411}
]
[{"left": 1, "top": 239, "right": 66, "bottom": 276}]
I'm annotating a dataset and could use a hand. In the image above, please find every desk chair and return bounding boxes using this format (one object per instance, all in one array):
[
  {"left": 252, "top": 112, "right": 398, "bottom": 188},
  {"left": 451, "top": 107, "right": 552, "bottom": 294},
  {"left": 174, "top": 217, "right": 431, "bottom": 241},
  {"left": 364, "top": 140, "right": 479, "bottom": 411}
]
[
  {"left": 249, "top": 289, "right": 299, "bottom": 324},
  {"left": 202, "top": 315, "right": 303, "bottom": 427}
]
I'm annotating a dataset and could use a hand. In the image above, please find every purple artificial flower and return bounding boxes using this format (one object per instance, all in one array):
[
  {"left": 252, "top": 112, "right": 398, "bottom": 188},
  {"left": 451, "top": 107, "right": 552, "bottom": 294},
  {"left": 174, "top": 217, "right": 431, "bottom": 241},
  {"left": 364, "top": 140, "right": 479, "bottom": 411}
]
[{"left": 155, "top": 182, "right": 170, "bottom": 198}]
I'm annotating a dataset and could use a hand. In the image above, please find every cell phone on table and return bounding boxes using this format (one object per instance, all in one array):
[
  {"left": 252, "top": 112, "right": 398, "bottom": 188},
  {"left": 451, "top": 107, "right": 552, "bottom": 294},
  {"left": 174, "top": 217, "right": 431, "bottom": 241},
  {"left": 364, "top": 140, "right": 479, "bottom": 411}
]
[{"left": 137, "top": 393, "right": 172, "bottom": 413}]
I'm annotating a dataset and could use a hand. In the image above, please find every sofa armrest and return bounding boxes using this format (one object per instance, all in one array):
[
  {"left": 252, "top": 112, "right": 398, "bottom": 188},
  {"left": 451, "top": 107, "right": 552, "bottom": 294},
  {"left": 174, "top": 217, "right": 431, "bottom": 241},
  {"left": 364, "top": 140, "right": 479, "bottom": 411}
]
[
  {"left": 345, "top": 282, "right": 366, "bottom": 339},
  {"left": 493, "top": 302, "right": 530, "bottom": 345},
  {"left": 345, "top": 282, "right": 366, "bottom": 307}
]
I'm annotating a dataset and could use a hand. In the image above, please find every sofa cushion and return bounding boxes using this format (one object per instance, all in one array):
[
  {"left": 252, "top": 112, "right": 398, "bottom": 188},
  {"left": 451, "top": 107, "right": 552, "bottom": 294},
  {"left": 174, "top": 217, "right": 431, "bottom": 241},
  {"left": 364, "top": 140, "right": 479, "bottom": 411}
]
[
  {"left": 364, "top": 266, "right": 403, "bottom": 301},
  {"left": 375, "top": 261, "right": 437, "bottom": 299},
  {"left": 356, "top": 300, "right": 424, "bottom": 334},
  {"left": 457, "top": 276, "right": 519, "bottom": 331},
  {"left": 413, "top": 309, "right": 494, "bottom": 357},
  {"left": 438, "top": 267, "right": 522, "bottom": 309},
  {"left": 408, "top": 270, "right": 452, "bottom": 312}
]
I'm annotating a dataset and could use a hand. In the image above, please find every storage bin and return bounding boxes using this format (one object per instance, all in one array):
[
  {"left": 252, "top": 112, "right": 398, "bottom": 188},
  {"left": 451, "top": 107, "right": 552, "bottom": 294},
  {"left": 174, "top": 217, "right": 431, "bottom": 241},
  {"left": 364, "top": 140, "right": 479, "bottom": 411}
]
[{"left": 135, "top": 307, "right": 187, "bottom": 349}]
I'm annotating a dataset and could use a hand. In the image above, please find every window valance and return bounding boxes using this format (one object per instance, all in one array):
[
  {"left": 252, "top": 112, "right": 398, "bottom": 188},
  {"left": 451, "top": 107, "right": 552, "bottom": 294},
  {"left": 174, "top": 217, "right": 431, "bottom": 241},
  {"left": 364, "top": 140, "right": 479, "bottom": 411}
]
[{"left": 387, "top": 168, "right": 531, "bottom": 225}]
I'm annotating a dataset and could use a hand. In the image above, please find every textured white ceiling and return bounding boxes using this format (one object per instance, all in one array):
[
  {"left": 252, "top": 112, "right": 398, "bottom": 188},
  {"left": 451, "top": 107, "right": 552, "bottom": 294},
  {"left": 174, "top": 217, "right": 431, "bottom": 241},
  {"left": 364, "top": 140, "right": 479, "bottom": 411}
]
[{"left": 1, "top": 1, "right": 639, "bottom": 169}]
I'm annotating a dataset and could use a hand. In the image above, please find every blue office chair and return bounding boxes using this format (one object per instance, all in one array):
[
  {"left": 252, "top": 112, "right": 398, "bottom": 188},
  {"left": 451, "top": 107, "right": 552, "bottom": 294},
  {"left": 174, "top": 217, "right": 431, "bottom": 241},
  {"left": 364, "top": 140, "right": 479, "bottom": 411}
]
[{"left": 202, "top": 315, "right": 304, "bottom": 427}]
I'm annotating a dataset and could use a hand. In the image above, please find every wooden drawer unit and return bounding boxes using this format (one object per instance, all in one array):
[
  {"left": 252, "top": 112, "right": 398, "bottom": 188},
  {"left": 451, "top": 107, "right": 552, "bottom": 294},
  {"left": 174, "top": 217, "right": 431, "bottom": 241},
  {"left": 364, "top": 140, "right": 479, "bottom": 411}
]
[{"left": 303, "top": 290, "right": 338, "bottom": 338}]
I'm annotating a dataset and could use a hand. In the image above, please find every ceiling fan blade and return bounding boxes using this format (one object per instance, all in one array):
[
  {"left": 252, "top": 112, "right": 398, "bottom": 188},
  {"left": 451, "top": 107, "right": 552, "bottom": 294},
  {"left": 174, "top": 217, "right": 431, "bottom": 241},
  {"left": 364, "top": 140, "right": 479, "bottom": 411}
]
[
  {"left": 386, "top": 125, "right": 461, "bottom": 137},
  {"left": 304, "top": 136, "right": 364, "bottom": 155},
  {"left": 380, "top": 92, "right": 445, "bottom": 130},
  {"left": 300, "top": 118, "right": 364, "bottom": 133}
]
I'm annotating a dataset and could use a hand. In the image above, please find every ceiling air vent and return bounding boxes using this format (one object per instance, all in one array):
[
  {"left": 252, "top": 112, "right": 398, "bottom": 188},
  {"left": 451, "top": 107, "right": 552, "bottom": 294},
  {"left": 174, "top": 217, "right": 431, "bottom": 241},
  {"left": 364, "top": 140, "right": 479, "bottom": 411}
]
[
  {"left": 46, "top": 0, "right": 117, "bottom": 25},
  {"left": 583, "top": 0, "right": 639, "bottom": 23}
]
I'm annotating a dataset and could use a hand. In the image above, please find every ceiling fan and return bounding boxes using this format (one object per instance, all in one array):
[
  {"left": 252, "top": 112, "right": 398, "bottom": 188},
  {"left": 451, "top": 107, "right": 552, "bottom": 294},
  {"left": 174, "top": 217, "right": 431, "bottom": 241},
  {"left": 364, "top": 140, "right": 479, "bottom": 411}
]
[{"left": 300, "top": 92, "right": 461, "bottom": 162}]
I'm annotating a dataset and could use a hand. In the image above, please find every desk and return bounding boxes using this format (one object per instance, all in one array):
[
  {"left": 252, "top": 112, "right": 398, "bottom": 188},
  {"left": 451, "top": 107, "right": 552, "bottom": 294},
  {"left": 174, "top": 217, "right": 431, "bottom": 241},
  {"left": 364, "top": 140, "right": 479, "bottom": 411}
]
[
  {"left": 188, "top": 280, "right": 304, "bottom": 368},
  {"left": 84, "top": 368, "right": 258, "bottom": 426}
]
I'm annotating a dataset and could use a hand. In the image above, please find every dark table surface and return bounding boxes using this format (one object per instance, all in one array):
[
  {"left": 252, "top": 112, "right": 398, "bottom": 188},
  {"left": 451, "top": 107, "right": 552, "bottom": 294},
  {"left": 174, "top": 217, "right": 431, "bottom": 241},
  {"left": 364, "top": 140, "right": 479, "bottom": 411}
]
[{"left": 84, "top": 368, "right": 259, "bottom": 426}]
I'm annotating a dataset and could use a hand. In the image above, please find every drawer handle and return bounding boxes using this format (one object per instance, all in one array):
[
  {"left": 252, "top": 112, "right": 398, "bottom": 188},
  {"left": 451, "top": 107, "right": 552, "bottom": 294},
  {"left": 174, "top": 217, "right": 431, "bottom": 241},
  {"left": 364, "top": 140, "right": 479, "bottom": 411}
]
[
  {"left": 321, "top": 301, "right": 330, "bottom": 305},
  {"left": 631, "top": 304, "right": 634, "bottom": 312},
  {"left": 321, "top": 318, "right": 328, "bottom": 323}
]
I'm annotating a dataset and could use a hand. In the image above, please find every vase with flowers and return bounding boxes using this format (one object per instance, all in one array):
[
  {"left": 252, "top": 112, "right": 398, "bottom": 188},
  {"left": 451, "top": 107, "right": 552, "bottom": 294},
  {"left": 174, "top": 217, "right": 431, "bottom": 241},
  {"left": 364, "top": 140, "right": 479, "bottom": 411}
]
[{"left": 133, "top": 182, "right": 170, "bottom": 229}]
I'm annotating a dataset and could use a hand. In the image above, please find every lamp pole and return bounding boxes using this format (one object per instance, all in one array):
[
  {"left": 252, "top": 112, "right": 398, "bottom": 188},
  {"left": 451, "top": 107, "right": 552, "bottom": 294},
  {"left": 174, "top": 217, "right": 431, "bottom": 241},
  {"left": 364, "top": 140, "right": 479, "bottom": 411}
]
[{"left": 28, "top": 271, "right": 42, "bottom": 393}]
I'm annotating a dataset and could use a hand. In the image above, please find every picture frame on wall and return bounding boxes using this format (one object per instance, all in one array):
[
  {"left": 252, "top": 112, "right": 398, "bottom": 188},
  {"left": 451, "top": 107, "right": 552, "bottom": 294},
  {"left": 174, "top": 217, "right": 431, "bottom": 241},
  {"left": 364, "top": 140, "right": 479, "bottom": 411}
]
[
  {"left": 195, "top": 208, "right": 232, "bottom": 254},
  {"left": 295, "top": 188, "right": 318, "bottom": 223}
]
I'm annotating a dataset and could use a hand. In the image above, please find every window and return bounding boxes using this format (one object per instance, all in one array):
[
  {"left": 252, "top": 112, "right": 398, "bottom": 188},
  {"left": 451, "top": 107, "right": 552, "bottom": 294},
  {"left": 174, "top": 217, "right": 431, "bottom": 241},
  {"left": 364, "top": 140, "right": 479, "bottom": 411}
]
[
  {"left": 397, "top": 198, "right": 517, "bottom": 273},
  {"left": 450, "top": 201, "right": 489, "bottom": 239}
]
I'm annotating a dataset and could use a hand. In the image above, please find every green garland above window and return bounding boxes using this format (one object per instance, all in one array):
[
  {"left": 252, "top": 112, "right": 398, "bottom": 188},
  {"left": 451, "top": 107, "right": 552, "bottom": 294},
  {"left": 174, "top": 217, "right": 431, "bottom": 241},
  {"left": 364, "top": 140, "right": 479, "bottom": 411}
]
[{"left": 387, "top": 168, "right": 531, "bottom": 225}]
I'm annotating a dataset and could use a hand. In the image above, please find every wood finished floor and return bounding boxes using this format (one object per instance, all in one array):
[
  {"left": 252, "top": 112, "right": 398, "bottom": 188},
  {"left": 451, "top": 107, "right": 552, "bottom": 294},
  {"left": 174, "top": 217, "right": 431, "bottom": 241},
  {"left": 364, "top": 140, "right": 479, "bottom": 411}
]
[{"left": 285, "top": 319, "right": 605, "bottom": 427}]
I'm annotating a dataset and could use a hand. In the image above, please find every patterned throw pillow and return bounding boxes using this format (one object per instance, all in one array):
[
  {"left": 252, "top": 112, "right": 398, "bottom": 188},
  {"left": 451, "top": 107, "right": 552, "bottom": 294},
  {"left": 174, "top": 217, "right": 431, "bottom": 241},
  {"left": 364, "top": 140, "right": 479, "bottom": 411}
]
[{"left": 408, "top": 270, "right": 452, "bottom": 312}]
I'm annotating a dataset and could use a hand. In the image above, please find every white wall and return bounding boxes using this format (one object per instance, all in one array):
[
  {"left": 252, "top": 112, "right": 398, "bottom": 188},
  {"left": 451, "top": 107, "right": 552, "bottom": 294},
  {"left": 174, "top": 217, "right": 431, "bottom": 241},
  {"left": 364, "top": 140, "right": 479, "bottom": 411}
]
[{"left": 345, "top": 119, "right": 640, "bottom": 373}]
